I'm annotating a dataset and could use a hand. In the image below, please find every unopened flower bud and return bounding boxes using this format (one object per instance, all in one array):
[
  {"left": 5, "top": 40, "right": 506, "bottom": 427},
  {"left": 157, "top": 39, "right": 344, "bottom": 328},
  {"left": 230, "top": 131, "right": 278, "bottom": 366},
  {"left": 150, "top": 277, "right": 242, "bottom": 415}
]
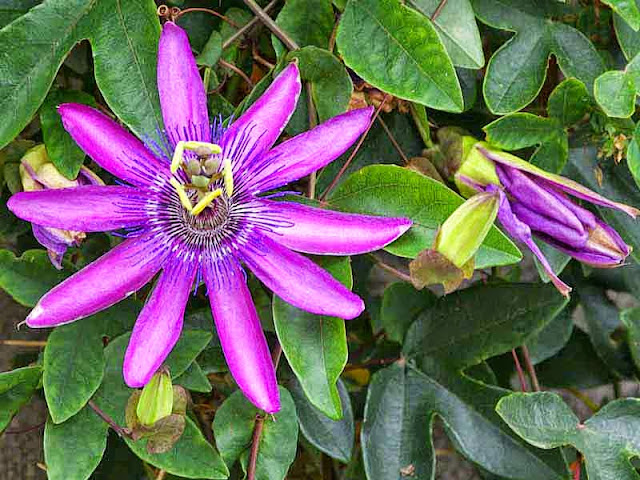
[{"left": 136, "top": 368, "right": 173, "bottom": 426}]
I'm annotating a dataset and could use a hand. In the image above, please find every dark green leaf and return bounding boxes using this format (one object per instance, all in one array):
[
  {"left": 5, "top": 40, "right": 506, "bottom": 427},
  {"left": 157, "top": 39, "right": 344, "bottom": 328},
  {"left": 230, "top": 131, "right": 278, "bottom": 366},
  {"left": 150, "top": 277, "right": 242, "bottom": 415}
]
[
  {"left": 273, "top": 0, "right": 334, "bottom": 58},
  {"left": 44, "top": 406, "right": 109, "bottom": 480},
  {"left": 615, "top": 2, "right": 640, "bottom": 59},
  {"left": 594, "top": 70, "right": 636, "bottom": 118},
  {"left": 274, "top": 256, "right": 350, "bottom": 419},
  {"left": 165, "top": 329, "right": 213, "bottom": 379},
  {"left": 213, "top": 387, "right": 299, "bottom": 480},
  {"left": 380, "top": 282, "right": 437, "bottom": 343},
  {"left": 290, "top": 378, "right": 354, "bottom": 463},
  {"left": 0, "top": 249, "right": 70, "bottom": 307},
  {"left": 525, "top": 304, "right": 573, "bottom": 365},
  {"left": 337, "top": 0, "right": 463, "bottom": 112},
  {"left": 603, "top": 0, "right": 640, "bottom": 30},
  {"left": 547, "top": 78, "right": 592, "bottom": 127},
  {"left": 327, "top": 165, "right": 522, "bottom": 268},
  {"left": 484, "top": 113, "right": 563, "bottom": 150},
  {"left": 498, "top": 392, "right": 640, "bottom": 480},
  {"left": 627, "top": 120, "right": 640, "bottom": 189},
  {"left": 0, "top": 0, "right": 40, "bottom": 29},
  {"left": 622, "top": 306, "right": 640, "bottom": 371},
  {"left": 40, "top": 89, "right": 96, "bottom": 179},
  {"left": 196, "top": 31, "right": 222, "bottom": 67},
  {"left": 0, "top": 366, "right": 42, "bottom": 433},
  {"left": 174, "top": 362, "right": 212, "bottom": 393}
]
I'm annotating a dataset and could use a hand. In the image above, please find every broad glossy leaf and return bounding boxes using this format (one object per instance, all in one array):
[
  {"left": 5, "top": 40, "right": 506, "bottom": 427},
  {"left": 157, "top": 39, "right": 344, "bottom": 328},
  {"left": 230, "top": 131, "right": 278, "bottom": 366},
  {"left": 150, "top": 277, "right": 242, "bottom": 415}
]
[
  {"left": 44, "top": 405, "right": 109, "bottom": 480},
  {"left": 473, "top": 0, "right": 604, "bottom": 114},
  {"left": 547, "top": 78, "right": 592, "bottom": 127},
  {"left": 565, "top": 146, "right": 640, "bottom": 263},
  {"left": 328, "top": 165, "right": 522, "bottom": 268},
  {"left": 594, "top": 70, "right": 636, "bottom": 118},
  {"left": 337, "top": 0, "right": 463, "bottom": 112},
  {"left": 290, "top": 378, "right": 354, "bottom": 463},
  {"left": 380, "top": 282, "right": 437, "bottom": 343},
  {"left": 213, "top": 387, "right": 298, "bottom": 480},
  {"left": 408, "top": 0, "right": 484, "bottom": 69},
  {"left": 274, "top": 257, "right": 351, "bottom": 419},
  {"left": 498, "top": 392, "right": 640, "bottom": 480},
  {"left": 40, "top": 89, "right": 96, "bottom": 179},
  {"left": 0, "top": 366, "right": 41, "bottom": 433},
  {"left": 615, "top": 2, "right": 640, "bottom": 59},
  {"left": 0, "top": 249, "right": 70, "bottom": 307},
  {"left": 525, "top": 304, "right": 573, "bottom": 364},
  {"left": 196, "top": 30, "right": 222, "bottom": 67},
  {"left": 93, "top": 334, "right": 228, "bottom": 479},
  {"left": 44, "top": 301, "right": 140, "bottom": 424},
  {"left": 273, "top": 0, "right": 334, "bottom": 58},
  {"left": 603, "top": 0, "right": 640, "bottom": 30},
  {"left": 0, "top": 0, "right": 40, "bottom": 29}
]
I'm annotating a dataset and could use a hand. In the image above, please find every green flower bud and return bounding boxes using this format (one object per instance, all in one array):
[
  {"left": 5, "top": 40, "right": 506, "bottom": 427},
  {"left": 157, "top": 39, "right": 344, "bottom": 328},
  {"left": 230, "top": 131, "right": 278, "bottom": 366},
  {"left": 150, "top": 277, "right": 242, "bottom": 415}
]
[
  {"left": 136, "top": 369, "right": 173, "bottom": 426},
  {"left": 453, "top": 140, "right": 500, "bottom": 198}
]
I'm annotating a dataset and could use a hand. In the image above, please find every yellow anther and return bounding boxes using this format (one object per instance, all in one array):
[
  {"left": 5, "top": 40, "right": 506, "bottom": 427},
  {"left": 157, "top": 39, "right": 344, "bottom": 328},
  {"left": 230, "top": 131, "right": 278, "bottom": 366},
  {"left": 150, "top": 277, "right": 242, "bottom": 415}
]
[
  {"left": 223, "top": 157, "right": 234, "bottom": 197},
  {"left": 191, "top": 188, "right": 223, "bottom": 216},
  {"left": 170, "top": 141, "right": 222, "bottom": 173},
  {"left": 171, "top": 142, "right": 186, "bottom": 173},
  {"left": 169, "top": 177, "right": 193, "bottom": 212}
]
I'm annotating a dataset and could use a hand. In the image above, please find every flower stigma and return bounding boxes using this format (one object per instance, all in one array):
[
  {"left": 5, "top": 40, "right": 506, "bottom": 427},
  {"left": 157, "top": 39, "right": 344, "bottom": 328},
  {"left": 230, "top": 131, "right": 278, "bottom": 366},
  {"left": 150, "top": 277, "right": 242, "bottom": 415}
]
[{"left": 168, "top": 140, "right": 234, "bottom": 216}]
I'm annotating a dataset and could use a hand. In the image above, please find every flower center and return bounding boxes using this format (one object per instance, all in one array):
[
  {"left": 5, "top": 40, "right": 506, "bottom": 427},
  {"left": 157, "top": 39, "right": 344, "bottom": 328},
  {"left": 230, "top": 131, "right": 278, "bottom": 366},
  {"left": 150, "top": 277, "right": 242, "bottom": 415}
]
[{"left": 169, "top": 141, "right": 234, "bottom": 216}]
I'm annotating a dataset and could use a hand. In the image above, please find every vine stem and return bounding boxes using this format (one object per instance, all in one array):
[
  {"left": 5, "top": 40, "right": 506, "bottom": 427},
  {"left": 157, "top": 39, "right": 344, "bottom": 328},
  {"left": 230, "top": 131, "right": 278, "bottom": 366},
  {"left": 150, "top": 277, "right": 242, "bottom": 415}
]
[
  {"left": 319, "top": 95, "right": 389, "bottom": 201},
  {"left": 174, "top": 7, "right": 240, "bottom": 28},
  {"left": 87, "top": 400, "right": 131, "bottom": 439},
  {"left": 377, "top": 116, "right": 409, "bottom": 164},
  {"left": 431, "top": 0, "right": 448, "bottom": 20},
  {"left": 369, "top": 254, "right": 412, "bottom": 283},
  {"left": 0, "top": 339, "right": 46, "bottom": 347},
  {"left": 511, "top": 349, "right": 528, "bottom": 392},
  {"left": 242, "top": 0, "right": 300, "bottom": 50},
  {"left": 223, "top": 0, "right": 278, "bottom": 50},
  {"left": 218, "top": 59, "right": 254, "bottom": 88},
  {"left": 520, "top": 344, "right": 541, "bottom": 392}
]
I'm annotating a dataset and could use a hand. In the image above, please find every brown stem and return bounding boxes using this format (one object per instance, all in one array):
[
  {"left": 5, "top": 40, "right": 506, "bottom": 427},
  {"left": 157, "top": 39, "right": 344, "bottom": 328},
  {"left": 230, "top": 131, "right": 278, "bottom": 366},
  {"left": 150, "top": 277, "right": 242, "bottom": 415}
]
[
  {"left": 87, "top": 400, "right": 131, "bottom": 439},
  {"left": 319, "top": 95, "right": 388, "bottom": 200},
  {"left": 271, "top": 342, "right": 283, "bottom": 371},
  {"left": 511, "top": 349, "right": 528, "bottom": 392},
  {"left": 377, "top": 116, "right": 409, "bottom": 164},
  {"left": 247, "top": 414, "right": 265, "bottom": 480},
  {"left": 223, "top": 0, "right": 278, "bottom": 50},
  {"left": 328, "top": 19, "right": 339, "bottom": 53},
  {"left": 156, "top": 470, "right": 167, "bottom": 480},
  {"left": 431, "top": 0, "right": 448, "bottom": 20},
  {"left": 520, "top": 345, "right": 541, "bottom": 392},
  {"left": 252, "top": 43, "right": 275, "bottom": 69},
  {"left": 306, "top": 82, "right": 318, "bottom": 199},
  {"left": 218, "top": 59, "right": 254, "bottom": 88},
  {"left": 174, "top": 8, "right": 240, "bottom": 28},
  {"left": 242, "top": 0, "right": 300, "bottom": 51},
  {"left": 0, "top": 339, "right": 47, "bottom": 347},
  {"left": 4, "top": 420, "right": 46, "bottom": 435},
  {"left": 369, "top": 254, "right": 412, "bottom": 283}
]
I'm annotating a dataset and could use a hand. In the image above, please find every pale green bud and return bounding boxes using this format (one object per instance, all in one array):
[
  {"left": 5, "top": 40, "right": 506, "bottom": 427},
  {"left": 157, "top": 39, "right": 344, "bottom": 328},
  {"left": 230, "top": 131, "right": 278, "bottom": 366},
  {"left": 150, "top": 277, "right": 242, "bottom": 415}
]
[{"left": 137, "top": 369, "right": 173, "bottom": 426}]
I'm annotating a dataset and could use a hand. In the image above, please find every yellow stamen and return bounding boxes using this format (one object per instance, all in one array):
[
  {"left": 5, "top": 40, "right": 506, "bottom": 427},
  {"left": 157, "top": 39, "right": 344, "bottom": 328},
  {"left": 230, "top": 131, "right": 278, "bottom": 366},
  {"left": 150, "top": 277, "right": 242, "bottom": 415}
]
[
  {"left": 169, "top": 177, "right": 193, "bottom": 212},
  {"left": 171, "top": 141, "right": 223, "bottom": 173},
  {"left": 223, "top": 157, "right": 234, "bottom": 197},
  {"left": 171, "top": 142, "right": 186, "bottom": 173},
  {"left": 191, "top": 188, "right": 223, "bottom": 215}
]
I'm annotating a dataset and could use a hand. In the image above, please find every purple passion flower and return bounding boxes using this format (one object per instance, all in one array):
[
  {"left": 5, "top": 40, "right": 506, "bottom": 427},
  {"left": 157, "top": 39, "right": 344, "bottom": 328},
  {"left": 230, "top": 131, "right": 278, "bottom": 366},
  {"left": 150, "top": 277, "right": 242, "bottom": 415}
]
[
  {"left": 19, "top": 144, "right": 104, "bottom": 269},
  {"left": 454, "top": 140, "right": 639, "bottom": 296},
  {"left": 7, "top": 22, "right": 411, "bottom": 413}
]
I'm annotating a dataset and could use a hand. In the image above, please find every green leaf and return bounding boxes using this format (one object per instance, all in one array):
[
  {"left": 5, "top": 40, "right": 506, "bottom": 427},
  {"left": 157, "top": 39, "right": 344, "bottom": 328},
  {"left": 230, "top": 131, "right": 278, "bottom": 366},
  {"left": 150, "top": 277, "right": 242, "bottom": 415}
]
[
  {"left": 337, "top": 0, "right": 463, "bottom": 112},
  {"left": 594, "top": 70, "right": 636, "bottom": 118},
  {"left": 621, "top": 306, "right": 640, "bottom": 371},
  {"left": 525, "top": 304, "right": 573, "bottom": 365},
  {"left": 626, "top": 120, "right": 640, "bottom": 189},
  {"left": 0, "top": 366, "right": 42, "bottom": 433},
  {"left": 0, "top": 249, "right": 70, "bottom": 307},
  {"left": 0, "top": 0, "right": 40, "bottom": 29},
  {"left": 40, "top": 89, "right": 96, "bottom": 179},
  {"left": 0, "top": 0, "right": 163, "bottom": 150},
  {"left": 288, "top": 47, "right": 353, "bottom": 123},
  {"left": 274, "top": 256, "right": 351, "bottom": 419},
  {"left": 565, "top": 146, "right": 640, "bottom": 263},
  {"left": 380, "top": 282, "right": 437, "bottom": 343},
  {"left": 484, "top": 113, "right": 563, "bottom": 150},
  {"left": 44, "top": 301, "right": 140, "bottom": 424},
  {"left": 44, "top": 406, "right": 109, "bottom": 480},
  {"left": 93, "top": 334, "right": 228, "bottom": 479},
  {"left": 174, "top": 362, "right": 212, "bottom": 393},
  {"left": 290, "top": 378, "right": 354, "bottom": 463},
  {"left": 603, "top": 0, "right": 640, "bottom": 30},
  {"left": 408, "top": 0, "right": 484, "bottom": 69},
  {"left": 473, "top": 0, "right": 604, "bottom": 114},
  {"left": 361, "top": 283, "right": 569, "bottom": 480},
  {"left": 498, "top": 392, "right": 640, "bottom": 480},
  {"left": 327, "top": 165, "right": 522, "bottom": 268},
  {"left": 196, "top": 31, "right": 222, "bottom": 67},
  {"left": 615, "top": 2, "right": 640, "bottom": 60},
  {"left": 272, "top": 0, "right": 334, "bottom": 58},
  {"left": 165, "top": 329, "right": 213, "bottom": 379},
  {"left": 547, "top": 78, "right": 592, "bottom": 127},
  {"left": 213, "top": 387, "right": 299, "bottom": 479}
]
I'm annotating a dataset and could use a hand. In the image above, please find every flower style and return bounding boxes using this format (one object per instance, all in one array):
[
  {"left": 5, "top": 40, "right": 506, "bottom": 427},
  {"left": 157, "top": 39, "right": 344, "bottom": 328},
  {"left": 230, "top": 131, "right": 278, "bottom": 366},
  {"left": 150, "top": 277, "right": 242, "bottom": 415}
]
[
  {"left": 19, "top": 144, "right": 104, "bottom": 269},
  {"left": 7, "top": 22, "right": 411, "bottom": 413},
  {"left": 453, "top": 139, "right": 639, "bottom": 296}
]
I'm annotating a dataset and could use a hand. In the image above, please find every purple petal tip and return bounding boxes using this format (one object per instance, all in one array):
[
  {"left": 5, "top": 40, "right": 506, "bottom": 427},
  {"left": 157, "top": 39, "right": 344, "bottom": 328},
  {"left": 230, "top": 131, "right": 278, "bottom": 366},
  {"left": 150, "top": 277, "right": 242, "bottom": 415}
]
[{"left": 25, "top": 304, "right": 46, "bottom": 328}]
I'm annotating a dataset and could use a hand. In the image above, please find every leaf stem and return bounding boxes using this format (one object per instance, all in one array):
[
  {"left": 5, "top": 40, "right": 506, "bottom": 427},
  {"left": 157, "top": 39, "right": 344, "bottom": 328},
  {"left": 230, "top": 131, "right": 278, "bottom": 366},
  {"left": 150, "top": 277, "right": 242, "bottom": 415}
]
[
  {"left": 0, "top": 339, "right": 47, "bottom": 347},
  {"left": 377, "top": 116, "right": 409, "bottom": 164},
  {"left": 174, "top": 7, "right": 240, "bottom": 28},
  {"left": 247, "top": 414, "right": 265, "bottom": 480},
  {"left": 520, "top": 345, "right": 541, "bottom": 392},
  {"left": 511, "top": 349, "right": 528, "bottom": 392},
  {"left": 431, "top": 0, "right": 448, "bottom": 21},
  {"left": 218, "top": 59, "right": 254, "bottom": 88},
  {"left": 242, "top": 0, "right": 300, "bottom": 50},
  {"left": 409, "top": 103, "right": 433, "bottom": 148},
  {"left": 87, "top": 400, "right": 132, "bottom": 439},
  {"left": 319, "top": 95, "right": 389, "bottom": 200},
  {"left": 369, "top": 254, "right": 412, "bottom": 283},
  {"left": 223, "top": 0, "right": 278, "bottom": 50}
]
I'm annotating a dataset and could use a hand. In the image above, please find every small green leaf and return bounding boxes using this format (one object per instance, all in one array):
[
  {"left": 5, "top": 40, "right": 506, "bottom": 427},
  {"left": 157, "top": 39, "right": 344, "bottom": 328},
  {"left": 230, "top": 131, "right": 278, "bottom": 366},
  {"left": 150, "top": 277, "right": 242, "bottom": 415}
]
[
  {"left": 626, "top": 120, "right": 640, "bottom": 188},
  {"left": 274, "top": 257, "right": 350, "bottom": 419},
  {"left": 547, "top": 78, "right": 592, "bottom": 127},
  {"left": 621, "top": 306, "right": 640, "bottom": 371},
  {"left": 380, "top": 282, "right": 437, "bottom": 343},
  {"left": 337, "top": 0, "right": 463, "bottom": 112},
  {"left": 484, "top": 113, "right": 563, "bottom": 150},
  {"left": 40, "top": 89, "right": 96, "bottom": 179},
  {"left": 165, "top": 329, "right": 213, "bottom": 379},
  {"left": 0, "top": 366, "right": 42, "bottom": 433},
  {"left": 594, "top": 70, "right": 636, "bottom": 118},
  {"left": 328, "top": 165, "right": 522, "bottom": 268},
  {"left": 174, "top": 362, "right": 212, "bottom": 393},
  {"left": 272, "top": 0, "right": 334, "bottom": 58},
  {"left": 525, "top": 303, "right": 573, "bottom": 364},
  {"left": 498, "top": 392, "right": 640, "bottom": 480},
  {"left": 196, "top": 31, "right": 222, "bottom": 67},
  {"left": 44, "top": 406, "right": 109, "bottom": 480},
  {"left": 290, "top": 378, "right": 354, "bottom": 463},
  {"left": 0, "top": 249, "right": 70, "bottom": 307},
  {"left": 214, "top": 387, "right": 299, "bottom": 480},
  {"left": 603, "top": 0, "right": 640, "bottom": 30}
]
